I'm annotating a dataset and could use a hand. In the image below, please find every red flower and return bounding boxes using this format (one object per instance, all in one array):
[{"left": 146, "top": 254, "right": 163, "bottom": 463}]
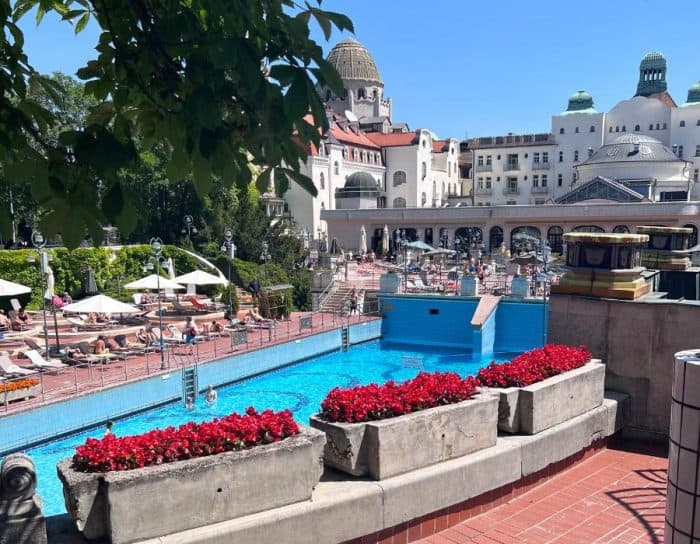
[
  {"left": 72, "top": 408, "right": 300, "bottom": 473},
  {"left": 319, "top": 372, "right": 481, "bottom": 424},
  {"left": 477, "top": 344, "right": 591, "bottom": 388}
]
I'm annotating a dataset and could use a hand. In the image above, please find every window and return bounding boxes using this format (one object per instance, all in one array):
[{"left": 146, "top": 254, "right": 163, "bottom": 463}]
[
  {"left": 547, "top": 226, "right": 564, "bottom": 253},
  {"left": 320, "top": 202, "right": 325, "bottom": 210},
  {"left": 393, "top": 197, "right": 406, "bottom": 208},
  {"left": 542, "top": 175, "right": 548, "bottom": 187},
  {"left": 557, "top": 174, "right": 563, "bottom": 187},
  {"left": 656, "top": 123, "right": 660, "bottom": 130},
  {"left": 342, "top": 148, "right": 348, "bottom": 159},
  {"left": 622, "top": 125, "right": 626, "bottom": 132},
  {"left": 680, "top": 120, "right": 686, "bottom": 127},
  {"left": 574, "top": 150, "right": 579, "bottom": 162},
  {"left": 649, "top": 124, "right": 654, "bottom": 130},
  {"left": 421, "top": 192, "right": 427, "bottom": 206},
  {"left": 507, "top": 177, "right": 518, "bottom": 192},
  {"left": 590, "top": 125, "right": 595, "bottom": 133},
  {"left": 613, "top": 225, "right": 630, "bottom": 233},
  {"left": 535, "top": 199, "right": 545, "bottom": 205},
  {"left": 542, "top": 152, "right": 549, "bottom": 163},
  {"left": 486, "top": 155, "right": 492, "bottom": 166},
  {"left": 575, "top": 126, "right": 579, "bottom": 133},
  {"left": 357, "top": 88, "right": 365, "bottom": 99},
  {"left": 559, "top": 128, "right": 565, "bottom": 134},
  {"left": 695, "top": 169, "right": 699, "bottom": 182},
  {"left": 485, "top": 177, "right": 492, "bottom": 188},
  {"left": 477, "top": 155, "right": 484, "bottom": 166},
  {"left": 609, "top": 126, "right": 613, "bottom": 133},
  {"left": 421, "top": 162, "right": 427, "bottom": 180},
  {"left": 507, "top": 201, "right": 516, "bottom": 205},
  {"left": 635, "top": 125, "right": 640, "bottom": 131},
  {"left": 477, "top": 177, "right": 483, "bottom": 189},
  {"left": 319, "top": 173, "right": 325, "bottom": 190},
  {"left": 559, "top": 151, "right": 564, "bottom": 162},
  {"left": 696, "top": 145, "right": 700, "bottom": 157},
  {"left": 532, "top": 174, "right": 539, "bottom": 187},
  {"left": 392, "top": 171, "right": 407, "bottom": 186},
  {"left": 353, "top": 148, "right": 358, "bottom": 161},
  {"left": 679, "top": 146, "right": 684, "bottom": 158},
  {"left": 533, "top": 152, "right": 540, "bottom": 164},
  {"left": 319, "top": 143, "right": 325, "bottom": 156},
  {"left": 663, "top": 123, "right": 667, "bottom": 129},
  {"left": 333, "top": 161, "right": 339, "bottom": 175},
  {"left": 615, "top": 126, "right": 619, "bottom": 132}
]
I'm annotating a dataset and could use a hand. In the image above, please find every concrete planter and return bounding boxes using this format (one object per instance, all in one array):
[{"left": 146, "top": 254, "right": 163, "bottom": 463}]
[
  {"left": 309, "top": 393, "right": 498, "bottom": 480},
  {"left": 511, "top": 276, "right": 529, "bottom": 298},
  {"left": 2, "top": 385, "right": 40, "bottom": 403},
  {"left": 486, "top": 360, "right": 604, "bottom": 434},
  {"left": 57, "top": 426, "right": 326, "bottom": 544},
  {"left": 379, "top": 273, "right": 401, "bottom": 293},
  {"left": 460, "top": 275, "right": 479, "bottom": 296}
]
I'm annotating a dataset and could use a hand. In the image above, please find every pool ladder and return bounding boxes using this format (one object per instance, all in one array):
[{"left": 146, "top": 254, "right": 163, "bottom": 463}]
[
  {"left": 341, "top": 326, "right": 349, "bottom": 351},
  {"left": 182, "top": 366, "right": 199, "bottom": 406}
]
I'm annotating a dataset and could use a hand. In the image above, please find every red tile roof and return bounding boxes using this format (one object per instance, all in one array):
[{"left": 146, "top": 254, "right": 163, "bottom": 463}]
[
  {"left": 330, "top": 124, "right": 380, "bottom": 149},
  {"left": 365, "top": 131, "right": 418, "bottom": 147},
  {"left": 432, "top": 140, "right": 449, "bottom": 153},
  {"left": 649, "top": 91, "right": 677, "bottom": 109}
]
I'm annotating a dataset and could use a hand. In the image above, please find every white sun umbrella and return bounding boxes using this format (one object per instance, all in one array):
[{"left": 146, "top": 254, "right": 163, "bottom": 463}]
[
  {"left": 123, "top": 274, "right": 186, "bottom": 291},
  {"left": 44, "top": 265, "right": 55, "bottom": 300},
  {"left": 164, "top": 257, "right": 177, "bottom": 298},
  {"left": 62, "top": 294, "right": 141, "bottom": 314},
  {"left": 359, "top": 225, "right": 367, "bottom": 255},
  {"left": 174, "top": 270, "right": 226, "bottom": 296},
  {"left": 0, "top": 279, "right": 31, "bottom": 297}
]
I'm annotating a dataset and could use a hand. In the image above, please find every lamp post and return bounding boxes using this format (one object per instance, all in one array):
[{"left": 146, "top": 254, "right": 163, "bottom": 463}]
[
  {"left": 394, "top": 229, "right": 408, "bottom": 292},
  {"left": 260, "top": 241, "right": 270, "bottom": 283},
  {"left": 541, "top": 241, "right": 551, "bottom": 345},
  {"left": 181, "top": 215, "right": 198, "bottom": 246},
  {"left": 221, "top": 227, "right": 236, "bottom": 317},
  {"left": 27, "top": 231, "right": 50, "bottom": 354},
  {"left": 146, "top": 237, "right": 168, "bottom": 370}
]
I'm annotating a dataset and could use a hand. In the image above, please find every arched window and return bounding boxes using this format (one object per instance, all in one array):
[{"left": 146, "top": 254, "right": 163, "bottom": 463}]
[
  {"left": 547, "top": 226, "right": 564, "bottom": 254},
  {"left": 590, "top": 125, "right": 595, "bottom": 132},
  {"left": 559, "top": 151, "right": 564, "bottom": 162},
  {"left": 680, "top": 120, "right": 686, "bottom": 127},
  {"left": 455, "top": 227, "right": 483, "bottom": 250},
  {"left": 342, "top": 148, "right": 348, "bottom": 159},
  {"left": 489, "top": 226, "right": 504, "bottom": 252},
  {"left": 393, "top": 197, "right": 406, "bottom": 208},
  {"left": 683, "top": 224, "right": 698, "bottom": 247},
  {"left": 559, "top": 128, "right": 565, "bottom": 134},
  {"left": 609, "top": 126, "right": 613, "bottom": 133},
  {"left": 421, "top": 192, "right": 427, "bottom": 206},
  {"left": 575, "top": 126, "right": 579, "bottom": 133},
  {"left": 573, "top": 225, "right": 605, "bottom": 233},
  {"left": 393, "top": 171, "right": 407, "bottom": 187},
  {"left": 441, "top": 181, "right": 445, "bottom": 195},
  {"left": 341, "top": 88, "right": 348, "bottom": 100},
  {"left": 319, "top": 172, "right": 325, "bottom": 190},
  {"left": 333, "top": 161, "right": 339, "bottom": 175},
  {"left": 613, "top": 225, "right": 630, "bottom": 233},
  {"left": 325, "top": 90, "right": 332, "bottom": 101},
  {"left": 318, "top": 143, "right": 325, "bottom": 156},
  {"left": 635, "top": 125, "right": 640, "bottom": 131},
  {"left": 622, "top": 125, "right": 626, "bottom": 132},
  {"left": 510, "top": 226, "right": 541, "bottom": 254},
  {"left": 421, "top": 162, "right": 427, "bottom": 179},
  {"left": 615, "top": 126, "right": 619, "bottom": 132}
]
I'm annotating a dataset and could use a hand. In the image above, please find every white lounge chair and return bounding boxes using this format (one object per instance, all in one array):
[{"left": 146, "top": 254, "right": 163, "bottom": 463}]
[
  {"left": 0, "top": 355, "right": 38, "bottom": 376},
  {"left": 24, "top": 349, "right": 68, "bottom": 371}
]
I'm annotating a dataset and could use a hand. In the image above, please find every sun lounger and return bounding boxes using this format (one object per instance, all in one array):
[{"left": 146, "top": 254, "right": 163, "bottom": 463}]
[
  {"left": 65, "top": 317, "right": 114, "bottom": 331},
  {"left": 172, "top": 300, "right": 208, "bottom": 315},
  {"left": 0, "top": 355, "right": 38, "bottom": 376},
  {"left": 24, "top": 350, "right": 68, "bottom": 371},
  {"left": 188, "top": 297, "right": 224, "bottom": 313},
  {"left": 24, "top": 337, "right": 48, "bottom": 356}
]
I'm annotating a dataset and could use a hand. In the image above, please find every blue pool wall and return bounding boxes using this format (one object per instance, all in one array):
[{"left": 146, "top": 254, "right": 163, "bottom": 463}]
[
  {"left": 379, "top": 295, "right": 548, "bottom": 354},
  {"left": 0, "top": 320, "right": 381, "bottom": 455}
]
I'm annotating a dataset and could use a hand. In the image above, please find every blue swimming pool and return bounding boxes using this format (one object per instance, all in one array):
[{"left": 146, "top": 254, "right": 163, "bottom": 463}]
[{"left": 25, "top": 339, "right": 517, "bottom": 517}]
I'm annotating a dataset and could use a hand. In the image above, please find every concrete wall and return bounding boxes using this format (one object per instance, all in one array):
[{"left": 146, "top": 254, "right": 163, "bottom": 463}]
[
  {"left": 549, "top": 293, "right": 699, "bottom": 438},
  {"left": 494, "top": 300, "right": 548, "bottom": 353}
]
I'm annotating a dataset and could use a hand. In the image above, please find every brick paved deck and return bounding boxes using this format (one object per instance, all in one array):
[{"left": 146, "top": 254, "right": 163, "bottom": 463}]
[{"left": 416, "top": 440, "right": 668, "bottom": 544}]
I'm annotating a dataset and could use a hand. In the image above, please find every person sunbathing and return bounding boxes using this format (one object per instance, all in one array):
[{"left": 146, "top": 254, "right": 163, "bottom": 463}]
[
  {"left": 141, "top": 291, "right": 153, "bottom": 304},
  {"left": 84, "top": 313, "right": 97, "bottom": 325},
  {"left": 12, "top": 308, "right": 31, "bottom": 330},
  {"left": 0, "top": 310, "right": 9, "bottom": 331},
  {"left": 247, "top": 307, "right": 273, "bottom": 323},
  {"left": 93, "top": 335, "right": 110, "bottom": 355}
]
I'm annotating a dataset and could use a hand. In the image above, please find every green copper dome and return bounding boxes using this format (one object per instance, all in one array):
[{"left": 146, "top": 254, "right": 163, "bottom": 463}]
[
  {"left": 636, "top": 52, "right": 667, "bottom": 97},
  {"left": 687, "top": 82, "right": 700, "bottom": 104},
  {"left": 567, "top": 90, "right": 594, "bottom": 111}
]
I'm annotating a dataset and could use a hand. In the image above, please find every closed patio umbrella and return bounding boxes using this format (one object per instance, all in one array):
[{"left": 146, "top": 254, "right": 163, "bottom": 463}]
[
  {"left": 382, "top": 225, "right": 389, "bottom": 256},
  {"left": 359, "top": 225, "right": 367, "bottom": 255},
  {"left": 85, "top": 267, "right": 98, "bottom": 295}
]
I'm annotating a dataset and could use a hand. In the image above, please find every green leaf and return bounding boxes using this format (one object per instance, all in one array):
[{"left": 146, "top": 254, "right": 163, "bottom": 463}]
[
  {"left": 314, "top": 58, "right": 343, "bottom": 94},
  {"left": 324, "top": 11, "right": 354, "bottom": 33},
  {"left": 311, "top": 9, "right": 331, "bottom": 40},
  {"left": 101, "top": 182, "right": 124, "bottom": 222},
  {"left": 281, "top": 168, "right": 317, "bottom": 197},
  {"left": 256, "top": 168, "right": 272, "bottom": 195},
  {"left": 166, "top": 147, "right": 190, "bottom": 183},
  {"left": 284, "top": 71, "right": 310, "bottom": 123},
  {"left": 274, "top": 169, "right": 289, "bottom": 196},
  {"left": 192, "top": 152, "right": 212, "bottom": 196}
]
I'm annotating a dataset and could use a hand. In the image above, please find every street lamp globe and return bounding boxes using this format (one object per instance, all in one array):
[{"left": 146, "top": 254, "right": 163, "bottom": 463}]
[{"left": 150, "top": 237, "right": 162, "bottom": 255}]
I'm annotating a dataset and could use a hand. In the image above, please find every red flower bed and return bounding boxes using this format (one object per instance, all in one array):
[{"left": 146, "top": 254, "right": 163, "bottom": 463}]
[
  {"left": 73, "top": 407, "right": 299, "bottom": 473},
  {"left": 320, "top": 372, "right": 480, "bottom": 424},
  {"left": 477, "top": 344, "right": 591, "bottom": 388}
]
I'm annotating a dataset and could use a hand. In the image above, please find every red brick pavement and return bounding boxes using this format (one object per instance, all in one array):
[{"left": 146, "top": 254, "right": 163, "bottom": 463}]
[{"left": 416, "top": 441, "right": 668, "bottom": 544}]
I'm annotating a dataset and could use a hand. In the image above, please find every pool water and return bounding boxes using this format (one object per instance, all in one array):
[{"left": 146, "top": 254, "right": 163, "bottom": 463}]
[{"left": 26, "top": 340, "right": 517, "bottom": 516}]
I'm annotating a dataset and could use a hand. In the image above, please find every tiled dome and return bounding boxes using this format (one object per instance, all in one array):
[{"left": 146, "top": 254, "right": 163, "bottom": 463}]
[{"left": 327, "top": 38, "right": 382, "bottom": 86}]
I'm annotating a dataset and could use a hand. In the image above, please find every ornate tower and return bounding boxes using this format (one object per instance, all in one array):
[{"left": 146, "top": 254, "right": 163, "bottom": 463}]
[
  {"left": 635, "top": 52, "right": 668, "bottom": 97},
  {"left": 319, "top": 38, "right": 391, "bottom": 121}
]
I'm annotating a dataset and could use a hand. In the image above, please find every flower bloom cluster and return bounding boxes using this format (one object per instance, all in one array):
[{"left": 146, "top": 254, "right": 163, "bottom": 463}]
[
  {"left": 0, "top": 378, "right": 39, "bottom": 393},
  {"left": 320, "top": 372, "right": 480, "bottom": 423},
  {"left": 73, "top": 407, "right": 299, "bottom": 472},
  {"left": 477, "top": 344, "right": 591, "bottom": 388}
]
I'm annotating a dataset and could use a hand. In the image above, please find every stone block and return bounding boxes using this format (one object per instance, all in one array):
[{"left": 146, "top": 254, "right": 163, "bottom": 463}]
[
  {"left": 310, "top": 393, "right": 498, "bottom": 480},
  {"left": 58, "top": 426, "right": 326, "bottom": 544},
  {"left": 0, "top": 453, "right": 47, "bottom": 544},
  {"left": 486, "top": 361, "right": 604, "bottom": 435}
]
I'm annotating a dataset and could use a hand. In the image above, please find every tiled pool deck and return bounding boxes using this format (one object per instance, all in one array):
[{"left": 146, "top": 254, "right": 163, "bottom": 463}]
[{"left": 414, "top": 440, "right": 668, "bottom": 544}]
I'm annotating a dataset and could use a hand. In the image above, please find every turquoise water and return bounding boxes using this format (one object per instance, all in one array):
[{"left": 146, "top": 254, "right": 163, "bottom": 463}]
[{"left": 25, "top": 340, "right": 517, "bottom": 516}]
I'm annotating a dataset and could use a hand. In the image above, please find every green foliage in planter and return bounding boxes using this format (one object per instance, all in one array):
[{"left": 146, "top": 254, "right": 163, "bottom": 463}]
[{"left": 291, "top": 269, "right": 312, "bottom": 311}]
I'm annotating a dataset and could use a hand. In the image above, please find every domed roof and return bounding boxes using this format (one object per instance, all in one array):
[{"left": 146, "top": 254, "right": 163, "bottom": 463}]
[
  {"left": 565, "top": 90, "right": 596, "bottom": 113},
  {"left": 344, "top": 171, "right": 378, "bottom": 190},
  {"left": 327, "top": 38, "right": 382, "bottom": 86},
  {"left": 582, "top": 133, "right": 681, "bottom": 165},
  {"left": 640, "top": 52, "right": 666, "bottom": 68},
  {"left": 687, "top": 82, "right": 700, "bottom": 104}
]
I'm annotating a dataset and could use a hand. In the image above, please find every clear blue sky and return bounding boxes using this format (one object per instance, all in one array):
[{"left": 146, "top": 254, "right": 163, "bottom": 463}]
[{"left": 18, "top": 0, "right": 700, "bottom": 140}]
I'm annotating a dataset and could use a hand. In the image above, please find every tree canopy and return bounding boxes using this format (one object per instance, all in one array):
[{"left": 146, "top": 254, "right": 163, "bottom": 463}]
[{"left": 1, "top": 0, "right": 352, "bottom": 247}]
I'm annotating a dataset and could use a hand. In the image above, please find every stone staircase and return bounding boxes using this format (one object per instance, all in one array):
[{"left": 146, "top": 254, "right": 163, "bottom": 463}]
[{"left": 319, "top": 285, "right": 355, "bottom": 313}]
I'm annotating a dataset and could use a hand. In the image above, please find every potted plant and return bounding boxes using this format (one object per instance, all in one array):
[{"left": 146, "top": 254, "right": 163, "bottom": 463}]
[
  {"left": 1, "top": 378, "right": 40, "bottom": 403},
  {"left": 477, "top": 344, "right": 603, "bottom": 434},
  {"left": 310, "top": 372, "right": 497, "bottom": 480},
  {"left": 58, "top": 408, "right": 326, "bottom": 544}
]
